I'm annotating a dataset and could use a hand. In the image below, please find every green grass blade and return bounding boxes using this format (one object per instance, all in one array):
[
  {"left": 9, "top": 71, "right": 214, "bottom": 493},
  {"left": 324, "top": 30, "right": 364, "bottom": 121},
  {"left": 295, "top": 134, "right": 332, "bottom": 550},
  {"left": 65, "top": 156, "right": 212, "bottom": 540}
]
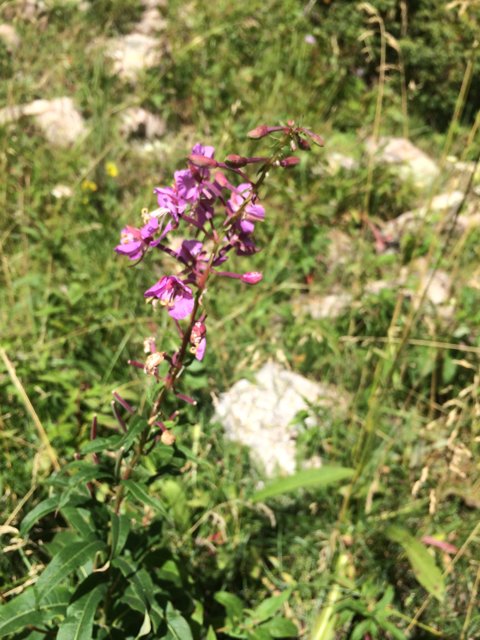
[{"left": 252, "top": 467, "right": 354, "bottom": 502}]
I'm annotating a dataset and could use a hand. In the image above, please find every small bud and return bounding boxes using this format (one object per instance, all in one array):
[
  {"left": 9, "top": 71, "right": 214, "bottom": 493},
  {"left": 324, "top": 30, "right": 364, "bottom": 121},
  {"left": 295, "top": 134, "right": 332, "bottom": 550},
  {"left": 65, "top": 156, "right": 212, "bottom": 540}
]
[
  {"left": 297, "top": 136, "right": 311, "bottom": 150},
  {"left": 247, "top": 125, "right": 270, "bottom": 139},
  {"left": 188, "top": 154, "right": 218, "bottom": 168},
  {"left": 247, "top": 125, "right": 284, "bottom": 139},
  {"left": 279, "top": 156, "right": 300, "bottom": 168},
  {"left": 241, "top": 271, "right": 263, "bottom": 284},
  {"left": 112, "top": 391, "right": 135, "bottom": 414},
  {"left": 161, "top": 430, "right": 176, "bottom": 446},
  {"left": 300, "top": 128, "right": 325, "bottom": 147},
  {"left": 225, "top": 154, "right": 248, "bottom": 167}
]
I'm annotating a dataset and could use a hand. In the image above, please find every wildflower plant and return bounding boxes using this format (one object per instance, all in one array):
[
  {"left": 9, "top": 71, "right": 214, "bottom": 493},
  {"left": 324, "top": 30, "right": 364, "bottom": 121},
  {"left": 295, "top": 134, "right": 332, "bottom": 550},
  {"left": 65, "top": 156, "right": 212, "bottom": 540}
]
[{"left": 0, "top": 123, "right": 323, "bottom": 639}]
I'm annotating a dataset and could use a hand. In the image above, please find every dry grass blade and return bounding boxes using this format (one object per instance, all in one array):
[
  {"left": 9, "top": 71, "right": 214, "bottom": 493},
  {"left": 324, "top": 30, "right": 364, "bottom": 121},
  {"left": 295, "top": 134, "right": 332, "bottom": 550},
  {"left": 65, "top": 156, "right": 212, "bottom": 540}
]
[{"left": 0, "top": 348, "right": 60, "bottom": 471}]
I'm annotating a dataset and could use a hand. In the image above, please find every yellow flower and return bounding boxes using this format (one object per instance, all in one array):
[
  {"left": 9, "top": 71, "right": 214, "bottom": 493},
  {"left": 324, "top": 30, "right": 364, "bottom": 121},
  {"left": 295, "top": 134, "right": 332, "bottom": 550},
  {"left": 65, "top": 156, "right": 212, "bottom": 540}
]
[
  {"left": 105, "top": 161, "right": 119, "bottom": 178},
  {"left": 81, "top": 179, "right": 98, "bottom": 192}
]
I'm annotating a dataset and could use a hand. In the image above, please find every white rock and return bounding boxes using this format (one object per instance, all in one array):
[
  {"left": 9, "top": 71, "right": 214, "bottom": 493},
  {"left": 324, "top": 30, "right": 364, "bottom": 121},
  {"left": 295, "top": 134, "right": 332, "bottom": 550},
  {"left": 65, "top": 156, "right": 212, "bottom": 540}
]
[
  {"left": 294, "top": 292, "right": 353, "bottom": 320},
  {"left": 0, "top": 97, "right": 85, "bottom": 147},
  {"left": 382, "top": 191, "right": 465, "bottom": 238},
  {"left": 431, "top": 191, "right": 464, "bottom": 212},
  {"left": 25, "top": 98, "right": 85, "bottom": 146},
  {"left": 15, "top": 0, "right": 46, "bottom": 20},
  {"left": 325, "top": 151, "right": 357, "bottom": 174},
  {"left": 214, "top": 361, "right": 345, "bottom": 477},
  {"left": 51, "top": 184, "right": 73, "bottom": 198},
  {"left": 120, "top": 107, "right": 166, "bottom": 139},
  {"left": 366, "top": 136, "right": 439, "bottom": 188},
  {"left": 326, "top": 229, "right": 354, "bottom": 268},
  {"left": 420, "top": 270, "right": 452, "bottom": 306},
  {"left": 0, "top": 24, "right": 20, "bottom": 51},
  {"left": 105, "top": 33, "right": 160, "bottom": 81},
  {"left": 135, "top": 7, "right": 167, "bottom": 35}
]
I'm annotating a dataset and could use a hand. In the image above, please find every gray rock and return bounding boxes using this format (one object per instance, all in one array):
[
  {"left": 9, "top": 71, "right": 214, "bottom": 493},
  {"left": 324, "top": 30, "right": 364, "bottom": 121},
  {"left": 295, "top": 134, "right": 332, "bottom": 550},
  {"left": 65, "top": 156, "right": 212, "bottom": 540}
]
[
  {"left": 120, "top": 107, "right": 166, "bottom": 139},
  {"left": 366, "top": 136, "right": 439, "bottom": 188},
  {"left": 382, "top": 191, "right": 465, "bottom": 238},
  {"left": 0, "top": 97, "right": 86, "bottom": 147},
  {"left": 0, "top": 24, "right": 21, "bottom": 51},
  {"left": 214, "top": 361, "right": 346, "bottom": 477},
  {"left": 105, "top": 33, "right": 161, "bottom": 81},
  {"left": 325, "top": 151, "right": 358, "bottom": 175},
  {"left": 294, "top": 292, "right": 353, "bottom": 320}
]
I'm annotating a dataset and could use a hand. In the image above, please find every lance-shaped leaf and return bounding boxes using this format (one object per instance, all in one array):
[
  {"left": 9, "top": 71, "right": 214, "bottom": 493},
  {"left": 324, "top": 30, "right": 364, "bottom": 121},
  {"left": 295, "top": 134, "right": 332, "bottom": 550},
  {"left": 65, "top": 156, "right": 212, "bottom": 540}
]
[
  {"left": 0, "top": 587, "right": 70, "bottom": 636},
  {"left": 386, "top": 526, "right": 445, "bottom": 602},
  {"left": 252, "top": 467, "right": 354, "bottom": 502},
  {"left": 57, "top": 583, "right": 106, "bottom": 640},
  {"left": 36, "top": 539, "right": 105, "bottom": 600}
]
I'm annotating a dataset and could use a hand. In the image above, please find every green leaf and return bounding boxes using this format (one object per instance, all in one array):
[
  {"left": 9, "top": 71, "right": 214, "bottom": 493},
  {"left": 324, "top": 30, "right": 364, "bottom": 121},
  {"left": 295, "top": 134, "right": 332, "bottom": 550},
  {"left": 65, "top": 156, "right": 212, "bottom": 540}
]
[
  {"left": 36, "top": 540, "right": 105, "bottom": 600},
  {"left": 165, "top": 602, "right": 194, "bottom": 640},
  {"left": 250, "top": 590, "right": 291, "bottom": 623},
  {"left": 61, "top": 506, "right": 96, "bottom": 539},
  {"left": 113, "top": 557, "right": 155, "bottom": 607},
  {"left": 214, "top": 591, "right": 245, "bottom": 622},
  {"left": 377, "top": 618, "right": 408, "bottom": 640},
  {"left": 351, "top": 619, "right": 376, "bottom": 640},
  {"left": 248, "top": 628, "right": 271, "bottom": 640},
  {"left": 122, "top": 479, "right": 168, "bottom": 517},
  {"left": 0, "top": 587, "right": 70, "bottom": 637},
  {"left": 110, "top": 512, "right": 130, "bottom": 558},
  {"left": 206, "top": 626, "right": 218, "bottom": 640},
  {"left": 386, "top": 526, "right": 445, "bottom": 602},
  {"left": 20, "top": 495, "right": 63, "bottom": 535},
  {"left": 80, "top": 437, "right": 120, "bottom": 455},
  {"left": 135, "top": 610, "right": 152, "bottom": 639},
  {"left": 265, "top": 616, "right": 298, "bottom": 637},
  {"left": 118, "top": 417, "right": 148, "bottom": 452},
  {"left": 57, "top": 584, "right": 106, "bottom": 640},
  {"left": 251, "top": 467, "right": 354, "bottom": 502}
]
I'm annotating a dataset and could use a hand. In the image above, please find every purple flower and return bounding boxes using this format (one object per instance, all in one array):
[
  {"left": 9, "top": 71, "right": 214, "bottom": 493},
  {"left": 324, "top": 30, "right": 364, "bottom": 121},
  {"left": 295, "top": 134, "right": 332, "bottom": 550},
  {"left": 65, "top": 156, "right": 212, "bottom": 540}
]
[
  {"left": 176, "top": 239, "right": 205, "bottom": 265},
  {"left": 174, "top": 144, "right": 216, "bottom": 204},
  {"left": 227, "top": 183, "right": 265, "bottom": 234},
  {"left": 144, "top": 275, "right": 194, "bottom": 320},
  {"left": 115, "top": 217, "right": 159, "bottom": 260},
  {"left": 226, "top": 231, "right": 259, "bottom": 256},
  {"left": 175, "top": 169, "right": 201, "bottom": 203},
  {"left": 154, "top": 186, "right": 187, "bottom": 222}
]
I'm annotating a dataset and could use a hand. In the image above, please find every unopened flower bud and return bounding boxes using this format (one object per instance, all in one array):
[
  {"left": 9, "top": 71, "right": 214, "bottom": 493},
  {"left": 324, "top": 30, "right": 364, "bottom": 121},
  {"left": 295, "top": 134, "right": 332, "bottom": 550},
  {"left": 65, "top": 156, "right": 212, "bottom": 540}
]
[
  {"left": 188, "top": 154, "right": 218, "bottom": 168},
  {"left": 161, "top": 430, "right": 176, "bottom": 446},
  {"left": 247, "top": 125, "right": 284, "bottom": 139},
  {"left": 225, "top": 154, "right": 248, "bottom": 167},
  {"left": 300, "top": 128, "right": 325, "bottom": 147},
  {"left": 247, "top": 125, "right": 270, "bottom": 139},
  {"left": 241, "top": 271, "right": 263, "bottom": 284},
  {"left": 297, "top": 136, "right": 311, "bottom": 150},
  {"left": 279, "top": 156, "right": 300, "bottom": 168}
]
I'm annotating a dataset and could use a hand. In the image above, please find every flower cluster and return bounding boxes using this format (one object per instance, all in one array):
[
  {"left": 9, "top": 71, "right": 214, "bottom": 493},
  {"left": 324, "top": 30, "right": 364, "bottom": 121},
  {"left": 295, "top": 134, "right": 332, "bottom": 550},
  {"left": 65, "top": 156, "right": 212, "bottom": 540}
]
[
  {"left": 114, "top": 123, "right": 322, "bottom": 421},
  {"left": 115, "top": 142, "right": 269, "bottom": 365}
]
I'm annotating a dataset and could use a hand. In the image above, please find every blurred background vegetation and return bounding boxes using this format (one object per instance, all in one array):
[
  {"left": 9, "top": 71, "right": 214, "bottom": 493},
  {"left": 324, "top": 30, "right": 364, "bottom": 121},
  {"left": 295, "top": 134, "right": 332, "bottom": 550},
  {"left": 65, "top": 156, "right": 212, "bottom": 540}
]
[{"left": 1, "top": 0, "right": 480, "bottom": 638}]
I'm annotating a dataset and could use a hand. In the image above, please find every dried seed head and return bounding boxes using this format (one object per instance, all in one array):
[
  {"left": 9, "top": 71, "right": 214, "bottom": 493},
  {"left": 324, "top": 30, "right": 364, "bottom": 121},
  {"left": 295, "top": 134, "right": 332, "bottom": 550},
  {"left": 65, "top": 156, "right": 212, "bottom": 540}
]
[
  {"left": 144, "top": 352, "right": 166, "bottom": 375},
  {"left": 161, "top": 430, "right": 176, "bottom": 446}
]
